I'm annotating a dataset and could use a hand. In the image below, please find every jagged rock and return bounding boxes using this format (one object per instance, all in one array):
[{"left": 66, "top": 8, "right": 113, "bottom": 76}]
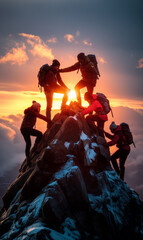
[
  {"left": 0, "top": 102, "right": 143, "bottom": 240},
  {"left": 42, "top": 181, "right": 71, "bottom": 225},
  {"left": 20, "top": 166, "right": 53, "bottom": 201}
]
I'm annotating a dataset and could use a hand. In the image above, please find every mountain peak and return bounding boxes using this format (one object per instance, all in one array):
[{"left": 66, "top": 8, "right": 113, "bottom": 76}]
[{"left": 0, "top": 102, "right": 143, "bottom": 240}]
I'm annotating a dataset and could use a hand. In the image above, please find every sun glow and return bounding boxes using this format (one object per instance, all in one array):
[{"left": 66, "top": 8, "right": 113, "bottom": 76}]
[
  {"left": 67, "top": 90, "right": 77, "bottom": 103},
  {"left": 0, "top": 90, "right": 143, "bottom": 118}
]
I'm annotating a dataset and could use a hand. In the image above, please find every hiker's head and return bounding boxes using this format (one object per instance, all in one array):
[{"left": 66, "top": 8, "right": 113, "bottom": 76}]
[
  {"left": 77, "top": 52, "right": 86, "bottom": 64},
  {"left": 84, "top": 92, "right": 93, "bottom": 102},
  {"left": 32, "top": 101, "right": 41, "bottom": 112},
  {"left": 110, "top": 121, "right": 117, "bottom": 133},
  {"left": 52, "top": 59, "right": 60, "bottom": 70}
]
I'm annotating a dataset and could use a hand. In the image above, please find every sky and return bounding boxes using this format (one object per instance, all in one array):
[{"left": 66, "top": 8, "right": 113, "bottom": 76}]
[{"left": 0, "top": 0, "right": 143, "bottom": 201}]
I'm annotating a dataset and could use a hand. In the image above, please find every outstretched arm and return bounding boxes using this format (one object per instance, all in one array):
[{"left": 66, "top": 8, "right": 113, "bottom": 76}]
[
  {"left": 82, "top": 101, "right": 102, "bottom": 116},
  {"left": 104, "top": 131, "right": 114, "bottom": 139},
  {"left": 60, "top": 62, "right": 80, "bottom": 73},
  {"left": 57, "top": 73, "right": 69, "bottom": 89},
  {"left": 106, "top": 134, "right": 119, "bottom": 146},
  {"left": 35, "top": 112, "right": 52, "bottom": 124}
]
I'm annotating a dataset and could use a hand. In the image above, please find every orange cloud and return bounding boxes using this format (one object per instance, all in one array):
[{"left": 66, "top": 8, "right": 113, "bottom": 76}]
[
  {"left": 136, "top": 58, "right": 143, "bottom": 69},
  {"left": 20, "top": 33, "right": 54, "bottom": 60},
  {"left": 64, "top": 34, "right": 74, "bottom": 42},
  {"left": 19, "top": 33, "right": 41, "bottom": 43},
  {"left": 0, "top": 122, "right": 16, "bottom": 140},
  {"left": 0, "top": 43, "right": 28, "bottom": 65},
  {"left": 30, "top": 43, "right": 54, "bottom": 59},
  {"left": 47, "top": 37, "right": 57, "bottom": 43},
  {"left": 83, "top": 40, "right": 92, "bottom": 46},
  {"left": 99, "top": 57, "right": 107, "bottom": 64}
]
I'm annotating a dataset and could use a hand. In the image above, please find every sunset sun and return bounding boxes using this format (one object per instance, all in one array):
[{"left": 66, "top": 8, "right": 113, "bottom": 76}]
[{"left": 68, "top": 90, "right": 77, "bottom": 101}]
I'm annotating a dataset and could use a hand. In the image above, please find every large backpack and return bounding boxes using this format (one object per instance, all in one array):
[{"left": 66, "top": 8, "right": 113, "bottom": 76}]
[
  {"left": 37, "top": 64, "right": 50, "bottom": 87},
  {"left": 96, "top": 92, "right": 113, "bottom": 116},
  {"left": 87, "top": 54, "right": 100, "bottom": 78},
  {"left": 120, "top": 122, "right": 136, "bottom": 147}
]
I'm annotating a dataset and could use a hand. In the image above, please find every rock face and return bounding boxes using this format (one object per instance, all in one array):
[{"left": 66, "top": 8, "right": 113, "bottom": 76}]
[{"left": 0, "top": 102, "right": 143, "bottom": 240}]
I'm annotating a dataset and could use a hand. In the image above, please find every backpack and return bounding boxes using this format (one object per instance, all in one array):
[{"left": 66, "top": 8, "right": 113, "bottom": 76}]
[
  {"left": 120, "top": 122, "right": 136, "bottom": 147},
  {"left": 96, "top": 92, "right": 113, "bottom": 116},
  {"left": 87, "top": 54, "right": 100, "bottom": 78},
  {"left": 37, "top": 64, "right": 50, "bottom": 87}
]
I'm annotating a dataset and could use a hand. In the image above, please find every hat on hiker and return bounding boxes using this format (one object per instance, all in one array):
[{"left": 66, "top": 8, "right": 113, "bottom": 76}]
[
  {"left": 32, "top": 101, "right": 41, "bottom": 110},
  {"left": 52, "top": 59, "right": 60, "bottom": 67},
  {"left": 77, "top": 52, "right": 85, "bottom": 60},
  {"left": 110, "top": 121, "right": 117, "bottom": 131}
]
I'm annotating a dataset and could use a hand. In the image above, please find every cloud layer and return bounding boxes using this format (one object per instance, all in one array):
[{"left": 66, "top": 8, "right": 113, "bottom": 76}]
[
  {"left": 0, "top": 33, "right": 55, "bottom": 66},
  {"left": 0, "top": 114, "right": 24, "bottom": 175},
  {"left": 0, "top": 43, "right": 28, "bottom": 65},
  {"left": 0, "top": 106, "right": 143, "bottom": 201},
  {"left": 137, "top": 58, "right": 143, "bottom": 69}
]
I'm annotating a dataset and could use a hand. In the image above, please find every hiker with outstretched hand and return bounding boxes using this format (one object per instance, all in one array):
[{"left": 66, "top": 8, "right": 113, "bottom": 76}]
[
  {"left": 104, "top": 121, "right": 131, "bottom": 180},
  {"left": 81, "top": 92, "right": 108, "bottom": 137},
  {"left": 60, "top": 53, "right": 99, "bottom": 106},
  {"left": 38, "top": 59, "right": 70, "bottom": 120},
  {"left": 20, "top": 101, "right": 52, "bottom": 166}
]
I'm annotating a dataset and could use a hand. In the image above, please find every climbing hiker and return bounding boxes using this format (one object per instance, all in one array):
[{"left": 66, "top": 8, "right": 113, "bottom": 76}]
[
  {"left": 38, "top": 59, "right": 70, "bottom": 120},
  {"left": 104, "top": 121, "right": 131, "bottom": 180},
  {"left": 60, "top": 53, "right": 99, "bottom": 106},
  {"left": 81, "top": 92, "right": 108, "bottom": 137},
  {"left": 20, "top": 101, "right": 52, "bottom": 165}
]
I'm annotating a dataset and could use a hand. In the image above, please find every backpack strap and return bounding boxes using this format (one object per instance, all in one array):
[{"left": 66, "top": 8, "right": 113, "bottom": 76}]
[
  {"left": 133, "top": 141, "right": 136, "bottom": 148},
  {"left": 111, "top": 108, "right": 114, "bottom": 118}
]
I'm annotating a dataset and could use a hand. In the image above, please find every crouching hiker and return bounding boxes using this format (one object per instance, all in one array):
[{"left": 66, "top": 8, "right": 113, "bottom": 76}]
[
  {"left": 104, "top": 121, "right": 131, "bottom": 180},
  {"left": 20, "top": 101, "right": 52, "bottom": 165},
  {"left": 81, "top": 92, "right": 108, "bottom": 137}
]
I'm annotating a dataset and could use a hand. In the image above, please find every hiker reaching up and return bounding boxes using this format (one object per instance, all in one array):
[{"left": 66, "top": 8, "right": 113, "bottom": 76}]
[
  {"left": 104, "top": 121, "right": 131, "bottom": 180},
  {"left": 60, "top": 53, "right": 99, "bottom": 106},
  {"left": 20, "top": 101, "right": 52, "bottom": 166},
  {"left": 38, "top": 59, "right": 70, "bottom": 120},
  {"left": 81, "top": 92, "right": 108, "bottom": 137}
]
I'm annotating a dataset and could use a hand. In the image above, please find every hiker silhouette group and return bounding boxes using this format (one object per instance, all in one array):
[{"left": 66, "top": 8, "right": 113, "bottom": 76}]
[{"left": 20, "top": 52, "right": 134, "bottom": 180}]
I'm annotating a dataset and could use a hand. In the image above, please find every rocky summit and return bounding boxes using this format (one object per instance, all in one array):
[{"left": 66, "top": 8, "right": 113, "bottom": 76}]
[{"left": 0, "top": 102, "right": 143, "bottom": 240}]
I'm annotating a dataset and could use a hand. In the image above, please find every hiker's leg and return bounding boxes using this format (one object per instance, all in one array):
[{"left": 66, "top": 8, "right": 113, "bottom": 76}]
[
  {"left": 21, "top": 129, "right": 31, "bottom": 157},
  {"left": 52, "top": 85, "right": 69, "bottom": 109},
  {"left": 75, "top": 80, "right": 86, "bottom": 105},
  {"left": 61, "top": 91, "right": 68, "bottom": 109},
  {"left": 29, "top": 128, "right": 43, "bottom": 146},
  {"left": 86, "top": 84, "right": 94, "bottom": 95},
  {"left": 44, "top": 87, "right": 53, "bottom": 119},
  {"left": 119, "top": 149, "right": 130, "bottom": 180},
  {"left": 111, "top": 150, "right": 120, "bottom": 176}
]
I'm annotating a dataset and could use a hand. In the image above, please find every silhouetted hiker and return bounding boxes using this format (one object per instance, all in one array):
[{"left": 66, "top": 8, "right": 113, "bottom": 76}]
[
  {"left": 20, "top": 101, "right": 52, "bottom": 165},
  {"left": 38, "top": 59, "right": 70, "bottom": 120},
  {"left": 81, "top": 92, "right": 108, "bottom": 137},
  {"left": 104, "top": 121, "right": 131, "bottom": 180},
  {"left": 60, "top": 53, "right": 99, "bottom": 106}
]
